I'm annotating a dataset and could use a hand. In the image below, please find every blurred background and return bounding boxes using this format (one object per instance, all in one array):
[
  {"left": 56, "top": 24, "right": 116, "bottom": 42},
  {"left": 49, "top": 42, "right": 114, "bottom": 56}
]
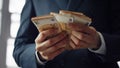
[
  {"left": 0, "top": 0, "right": 25, "bottom": 68},
  {"left": 0, "top": 0, "right": 120, "bottom": 68}
]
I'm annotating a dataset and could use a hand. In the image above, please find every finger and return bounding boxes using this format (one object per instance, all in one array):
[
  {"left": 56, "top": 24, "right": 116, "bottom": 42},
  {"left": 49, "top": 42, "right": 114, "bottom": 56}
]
[
  {"left": 67, "top": 23, "right": 96, "bottom": 35},
  {"left": 35, "top": 29, "right": 59, "bottom": 43},
  {"left": 43, "top": 48, "right": 65, "bottom": 61},
  {"left": 70, "top": 34, "right": 88, "bottom": 49},
  {"left": 42, "top": 37, "right": 67, "bottom": 56},
  {"left": 83, "top": 26, "right": 97, "bottom": 35},
  {"left": 69, "top": 40, "right": 76, "bottom": 49},
  {"left": 89, "top": 27, "right": 99, "bottom": 36},
  {"left": 36, "top": 31, "right": 67, "bottom": 51},
  {"left": 72, "top": 30, "right": 100, "bottom": 48},
  {"left": 72, "top": 31, "right": 92, "bottom": 43}
]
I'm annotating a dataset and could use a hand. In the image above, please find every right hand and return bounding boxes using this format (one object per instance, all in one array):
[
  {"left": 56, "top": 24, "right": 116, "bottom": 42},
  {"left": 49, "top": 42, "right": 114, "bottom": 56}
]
[{"left": 35, "top": 29, "right": 68, "bottom": 61}]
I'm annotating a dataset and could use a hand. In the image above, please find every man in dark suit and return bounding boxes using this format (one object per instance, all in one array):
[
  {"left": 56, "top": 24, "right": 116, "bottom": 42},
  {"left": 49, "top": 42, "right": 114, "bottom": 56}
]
[{"left": 13, "top": 0, "right": 120, "bottom": 68}]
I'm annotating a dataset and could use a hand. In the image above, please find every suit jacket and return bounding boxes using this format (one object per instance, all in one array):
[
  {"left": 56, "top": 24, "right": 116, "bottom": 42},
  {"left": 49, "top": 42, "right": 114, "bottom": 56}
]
[{"left": 13, "top": 0, "right": 120, "bottom": 68}]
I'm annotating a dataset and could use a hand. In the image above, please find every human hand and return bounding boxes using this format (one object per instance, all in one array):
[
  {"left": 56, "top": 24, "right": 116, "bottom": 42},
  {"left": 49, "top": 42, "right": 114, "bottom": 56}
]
[
  {"left": 67, "top": 23, "right": 101, "bottom": 50},
  {"left": 35, "top": 29, "right": 68, "bottom": 61}
]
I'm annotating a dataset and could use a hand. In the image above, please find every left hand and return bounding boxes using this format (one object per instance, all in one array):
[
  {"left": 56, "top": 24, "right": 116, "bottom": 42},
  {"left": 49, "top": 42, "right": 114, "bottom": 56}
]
[{"left": 67, "top": 23, "right": 101, "bottom": 50}]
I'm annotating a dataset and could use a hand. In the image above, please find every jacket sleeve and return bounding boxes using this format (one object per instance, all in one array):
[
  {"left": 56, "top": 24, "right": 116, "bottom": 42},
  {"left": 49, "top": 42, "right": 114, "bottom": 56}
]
[
  {"left": 102, "top": 0, "right": 120, "bottom": 62},
  {"left": 13, "top": 0, "right": 45, "bottom": 68}
]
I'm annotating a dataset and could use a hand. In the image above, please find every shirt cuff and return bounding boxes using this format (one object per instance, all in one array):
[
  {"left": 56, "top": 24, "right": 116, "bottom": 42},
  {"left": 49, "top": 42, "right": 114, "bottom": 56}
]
[
  {"left": 88, "top": 32, "right": 106, "bottom": 55},
  {"left": 35, "top": 51, "right": 47, "bottom": 65}
]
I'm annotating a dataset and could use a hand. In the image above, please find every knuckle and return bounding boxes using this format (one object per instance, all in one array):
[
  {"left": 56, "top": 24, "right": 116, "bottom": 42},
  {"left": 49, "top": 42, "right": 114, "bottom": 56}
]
[
  {"left": 52, "top": 45, "right": 59, "bottom": 50},
  {"left": 54, "top": 45, "right": 59, "bottom": 49},
  {"left": 52, "top": 46, "right": 56, "bottom": 50},
  {"left": 36, "top": 44, "right": 43, "bottom": 51},
  {"left": 39, "top": 52, "right": 43, "bottom": 55},
  {"left": 39, "top": 52, "right": 51, "bottom": 60},
  {"left": 40, "top": 32, "right": 46, "bottom": 37},
  {"left": 35, "top": 38, "right": 39, "bottom": 43},
  {"left": 78, "top": 34, "right": 84, "bottom": 40},
  {"left": 36, "top": 47, "right": 41, "bottom": 51},
  {"left": 42, "top": 52, "right": 47, "bottom": 56},
  {"left": 47, "top": 39, "right": 53, "bottom": 44},
  {"left": 40, "top": 52, "right": 47, "bottom": 58},
  {"left": 35, "top": 45, "right": 39, "bottom": 50},
  {"left": 76, "top": 41, "right": 80, "bottom": 46},
  {"left": 35, "top": 44, "right": 41, "bottom": 50}
]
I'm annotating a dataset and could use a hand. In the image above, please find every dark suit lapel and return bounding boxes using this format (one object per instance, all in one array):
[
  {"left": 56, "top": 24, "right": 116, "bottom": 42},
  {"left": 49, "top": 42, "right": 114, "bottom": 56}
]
[
  {"left": 67, "top": 0, "right": 84, "bottom": 11},
  {"left": 55, "top": 0, "right": 69, "bottom": 10}
]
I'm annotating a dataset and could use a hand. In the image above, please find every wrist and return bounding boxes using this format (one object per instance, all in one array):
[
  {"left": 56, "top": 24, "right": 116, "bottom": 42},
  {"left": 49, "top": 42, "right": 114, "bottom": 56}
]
[
  {"left": 35, "top": 51, "right": 47, "bottom": 65},
  {"left": 37, "top": 51, "right": 47, "bottom": 62},
  {"left": 92, "top": 32, "right": 101, "bottom": 50},
  {"left": 88, "top": 32, "right": 106, "bottom": 55}
]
